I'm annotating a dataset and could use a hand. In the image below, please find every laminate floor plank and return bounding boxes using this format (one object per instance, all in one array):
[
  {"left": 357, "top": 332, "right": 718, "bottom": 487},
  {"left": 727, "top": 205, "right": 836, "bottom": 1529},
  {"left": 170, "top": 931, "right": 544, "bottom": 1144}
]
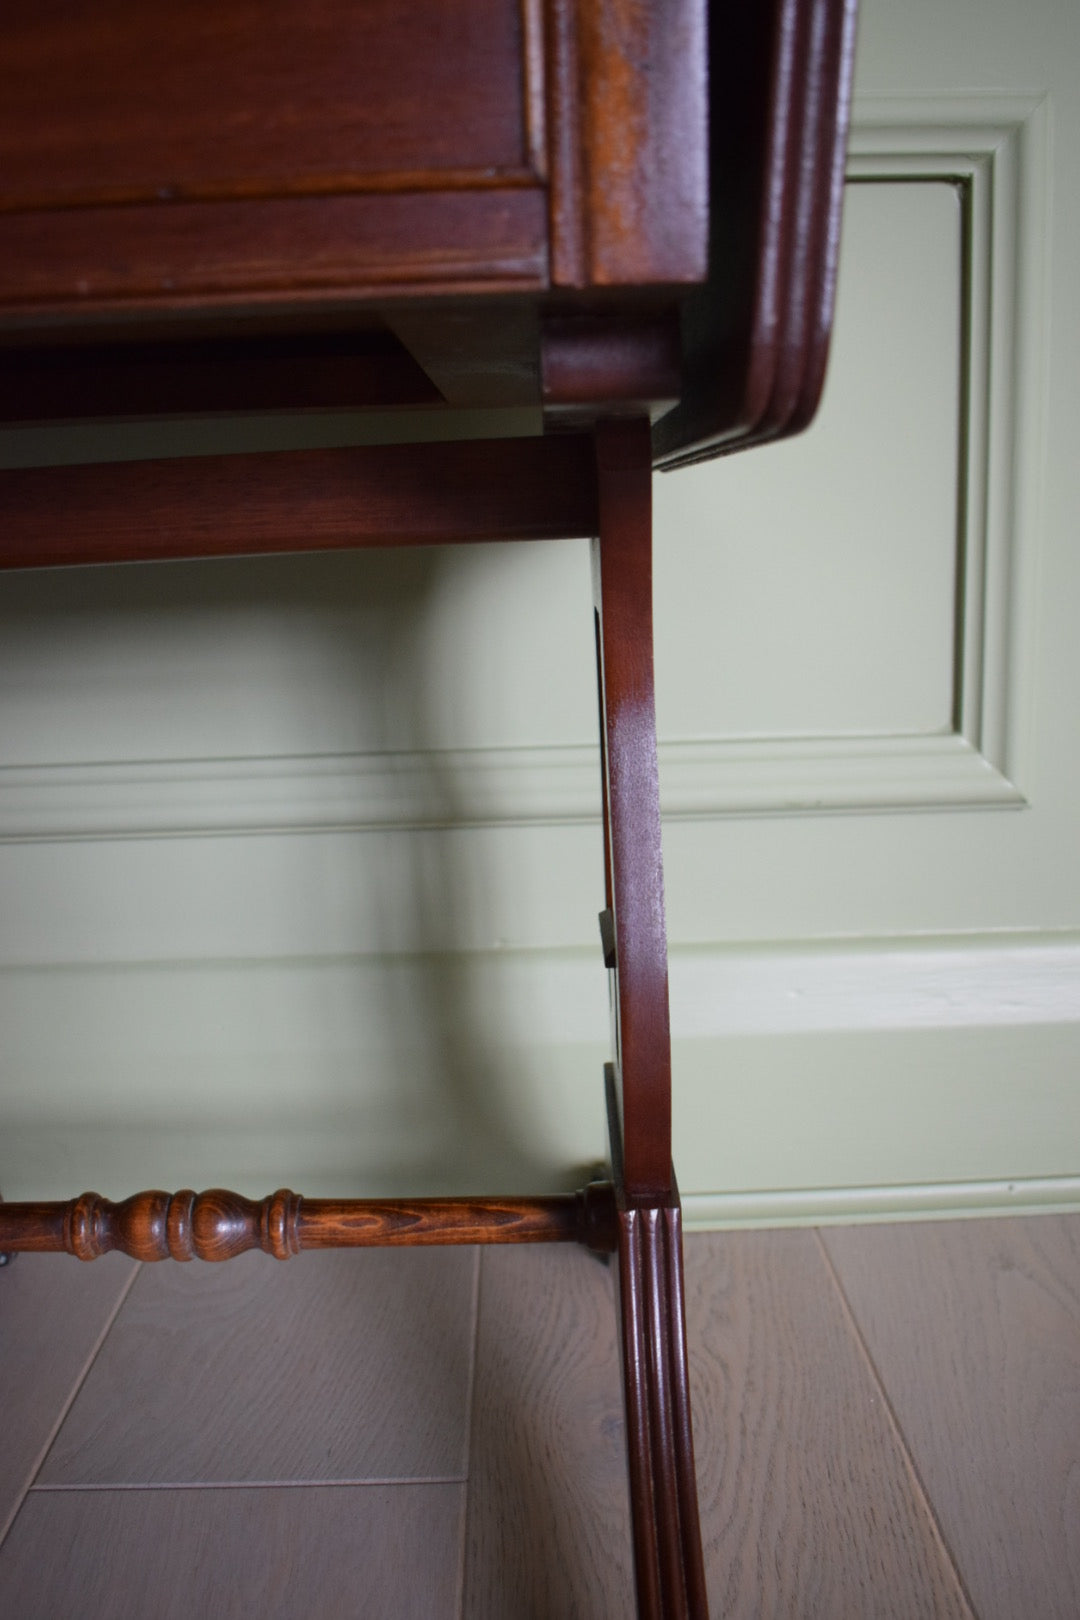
[
  {"left": 462, "top": 1244, "right": 636, "bottom": 1619},
  {"left": 822, "top": 1215, "right": 1080, "bottom": 1620},
  {"left": 13, "top": 1224, "right": 1068, "bottom": 1616},
  {"left": 685, "top": 1229, "right": 973, "bottom": 1620},
  {"left": 39, "top": 1247, "right": 478, "bottom": 1486},
  {"left": 0, "top": 1482, "right": 463, "bottom": 1620},
  {"left": 0, "top": 1252, "right": 137, "bottom": 1543}
]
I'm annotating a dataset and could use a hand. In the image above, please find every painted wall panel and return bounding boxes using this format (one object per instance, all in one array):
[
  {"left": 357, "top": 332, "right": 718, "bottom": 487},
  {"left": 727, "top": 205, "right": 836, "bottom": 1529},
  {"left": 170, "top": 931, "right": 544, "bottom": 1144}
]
[
  {"left": 2, "top": 0, "right": 1079, "bottom": 1222},
  {"left": 654, "top": 180, "right": 962, "bottom": 742}
]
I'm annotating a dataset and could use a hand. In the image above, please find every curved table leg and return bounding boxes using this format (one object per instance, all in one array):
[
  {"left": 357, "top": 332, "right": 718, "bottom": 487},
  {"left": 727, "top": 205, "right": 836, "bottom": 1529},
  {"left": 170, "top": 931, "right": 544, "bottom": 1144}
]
[{"left": 595, "top": 421, "right": 708, "bottom": 1617}]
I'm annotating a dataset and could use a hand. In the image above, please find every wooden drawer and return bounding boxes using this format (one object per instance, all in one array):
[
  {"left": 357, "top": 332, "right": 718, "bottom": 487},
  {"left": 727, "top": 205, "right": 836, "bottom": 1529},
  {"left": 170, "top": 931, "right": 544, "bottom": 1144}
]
[
  {"left": 0, "top": 0, "right": 709, "bottom": 322},
  {"left": 0, "top": 0, "right": 533, "bottom": 205}
]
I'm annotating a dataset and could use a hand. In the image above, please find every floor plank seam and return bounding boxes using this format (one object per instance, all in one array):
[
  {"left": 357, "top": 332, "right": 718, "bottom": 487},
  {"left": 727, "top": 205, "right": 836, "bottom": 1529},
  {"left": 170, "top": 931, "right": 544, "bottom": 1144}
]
[
  {"left": 0, "top": 1259, "right": 142, "bottom": 1552},
  {"left": 29, "top": 1476, "right": 468, "bottom": 1492},
  {"left": 457, "top": 1245, "right": 483, "bottom": 1620},
  {"left": 813, "top": 1230, "right": 982, "bottom": 1620}
]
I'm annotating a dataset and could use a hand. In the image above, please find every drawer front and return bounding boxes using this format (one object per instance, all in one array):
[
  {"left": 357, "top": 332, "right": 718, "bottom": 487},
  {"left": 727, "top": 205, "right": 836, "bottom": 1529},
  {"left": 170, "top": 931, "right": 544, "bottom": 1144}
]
[
  {"left": 0, "top": 1, "right": 710, "bottom": 323},
  {"left": 0, "top": 0, "right": 535, "bottom": 206}
]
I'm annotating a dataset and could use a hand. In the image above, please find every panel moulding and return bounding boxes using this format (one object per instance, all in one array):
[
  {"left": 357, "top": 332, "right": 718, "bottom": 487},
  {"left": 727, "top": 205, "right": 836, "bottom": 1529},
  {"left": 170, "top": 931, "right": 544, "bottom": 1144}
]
[
  {"left": 844, "top": 93, "right": 1050, "bottom": 804},
  {"left": 0, "top": 100, "right": 1049, "bottom": 841},
  {"left": 0, "top": 731, "right": 1021, "bottom": 841}
]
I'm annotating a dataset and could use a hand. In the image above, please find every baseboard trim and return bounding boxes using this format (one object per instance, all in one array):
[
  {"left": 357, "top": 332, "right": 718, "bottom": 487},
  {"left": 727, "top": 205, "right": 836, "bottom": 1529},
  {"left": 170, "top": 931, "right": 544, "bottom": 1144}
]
[{"left": 682, "top": 1175, "right": 1080, "bottom": 1231}]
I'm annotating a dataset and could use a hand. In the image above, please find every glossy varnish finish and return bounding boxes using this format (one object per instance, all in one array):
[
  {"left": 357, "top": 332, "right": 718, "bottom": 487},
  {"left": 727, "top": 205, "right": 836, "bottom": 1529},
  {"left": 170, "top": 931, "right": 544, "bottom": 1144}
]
[
  {"left": 0, "top": 0, "right": 711, "bottom": 322},
  {"left": 544, "top": 0, "right": 709, "bottom": 287},
  {"left": 0, "top": 0, "right": 532, "bottom": 206},
  {"left": 594, "top": 422, "right": 672, "bottom": 1201},
  {"left": 0, "top": 189, "right": 551, "bottom": 317},
  {"left": 0, "top": 1186, "right": 617, "bottom": 1263},
  {"left": 653, "top": 0, "right": 858, "bottom": 466},
  {"left": 0, "top": 434, "right": 599, "bottom": 570},
  {"left": 615, "top": 1201, "right": 708, "bottom": 1619},
  {"left": 0, "top": 0, "right": 553, "bottom": 318},
  {"left": 594, "top": 426, "right": 708, "bottom": 1614},
  {"left": 0, "top": 0, "right": 854, "bottom": 474}
]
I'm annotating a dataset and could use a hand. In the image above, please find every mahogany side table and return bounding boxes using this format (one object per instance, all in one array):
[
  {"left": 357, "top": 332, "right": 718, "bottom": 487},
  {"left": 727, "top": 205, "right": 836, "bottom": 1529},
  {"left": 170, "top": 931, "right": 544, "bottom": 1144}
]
[{"left": 0, "top": 3, "right": 857, "bottom": 1613}]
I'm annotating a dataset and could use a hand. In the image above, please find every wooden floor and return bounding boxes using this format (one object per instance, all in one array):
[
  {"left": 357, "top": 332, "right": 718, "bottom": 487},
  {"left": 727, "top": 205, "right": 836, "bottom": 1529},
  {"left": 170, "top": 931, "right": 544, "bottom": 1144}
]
[{"left": 1, "top": 1215, "right": 1077, "bottom": 1618}]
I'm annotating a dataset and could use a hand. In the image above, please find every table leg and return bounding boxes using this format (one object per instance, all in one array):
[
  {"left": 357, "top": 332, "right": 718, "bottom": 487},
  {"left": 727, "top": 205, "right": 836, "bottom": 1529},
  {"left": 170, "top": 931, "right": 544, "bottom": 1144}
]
[{"left": 594, "top": 421, "right": 708, "bottom": 1618}]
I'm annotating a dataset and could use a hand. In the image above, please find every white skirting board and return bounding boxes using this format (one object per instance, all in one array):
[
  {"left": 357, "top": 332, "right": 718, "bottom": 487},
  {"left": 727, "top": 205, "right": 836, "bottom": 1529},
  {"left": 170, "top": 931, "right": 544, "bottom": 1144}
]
[
  {"left": 683, "top": 1177, "right": 1080, "bottom": 1230},
  {"left": 3, "top": 937, "right": 1078, "bottom": 1223}
]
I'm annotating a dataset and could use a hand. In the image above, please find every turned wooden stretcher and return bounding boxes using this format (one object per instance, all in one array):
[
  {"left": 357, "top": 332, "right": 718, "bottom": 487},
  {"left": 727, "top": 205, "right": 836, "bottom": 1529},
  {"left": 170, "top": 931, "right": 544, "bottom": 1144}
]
[{"left": 0, "top": 3, "right": 857, "bottom": 1613}]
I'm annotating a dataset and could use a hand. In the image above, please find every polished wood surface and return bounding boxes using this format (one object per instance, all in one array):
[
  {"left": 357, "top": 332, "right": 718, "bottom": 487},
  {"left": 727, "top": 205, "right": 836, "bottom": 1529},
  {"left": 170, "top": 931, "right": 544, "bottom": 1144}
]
[
  {"left": 594, "top": 424, "right": 707, "bottom": 1614},
  {"left": 654, "top": 0, "right": 858, "bottom": 467},
  {"left": 0, "top": 0, "right": 710, "bottom": 324},
  {"left": 0, "top": 1186, "right": 617, "bottom": 1262},
  {"left": 594, "top": 420, "right": 672, "bottom": 1200},
  {"left": 0, "top": 0, "right": 855, "bottom": 478},
  {"left": 0, "top": 189, "right": 550, "bottom": 318},
  {"left": 544, "top": 0, "right": 708, "bottom": 288},
  {"left": 0, "top": 0, "right": 544, "bottom": 319},
  {"left": 0, "top": 434, "right": 598, "bottom": 570},
  {"left": 0, "top": 0, "right": 532, "bottom": 206},
  {"left": 616, "top": 1200, "right": 708, "bottom": 1619}
]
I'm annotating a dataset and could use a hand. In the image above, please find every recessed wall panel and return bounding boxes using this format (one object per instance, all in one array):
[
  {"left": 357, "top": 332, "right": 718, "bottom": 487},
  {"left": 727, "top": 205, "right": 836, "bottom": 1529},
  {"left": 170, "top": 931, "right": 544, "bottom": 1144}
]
[{"left": 654, "top": 181, "right": 963, "bottom": 742}]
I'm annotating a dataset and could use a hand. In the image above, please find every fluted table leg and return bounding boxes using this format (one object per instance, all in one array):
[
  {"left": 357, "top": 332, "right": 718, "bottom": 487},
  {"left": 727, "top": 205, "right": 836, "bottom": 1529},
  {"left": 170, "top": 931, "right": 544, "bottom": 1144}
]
[{"left": 594, "top": 420, "right": 709, "bottom": 1617}]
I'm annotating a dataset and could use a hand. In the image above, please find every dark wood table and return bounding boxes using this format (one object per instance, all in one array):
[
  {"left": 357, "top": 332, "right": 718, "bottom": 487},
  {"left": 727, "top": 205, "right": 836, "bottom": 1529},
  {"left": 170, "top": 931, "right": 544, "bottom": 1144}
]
[{"left": 0, "top": 4, "right": 857, "bottom": 1613}]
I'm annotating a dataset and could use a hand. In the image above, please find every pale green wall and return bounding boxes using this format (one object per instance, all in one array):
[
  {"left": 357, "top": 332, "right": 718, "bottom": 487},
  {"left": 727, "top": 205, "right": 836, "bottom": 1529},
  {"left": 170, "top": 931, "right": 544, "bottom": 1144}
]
[{"left": 3, "top": 0, "right": 1079, "bottom": 1224}]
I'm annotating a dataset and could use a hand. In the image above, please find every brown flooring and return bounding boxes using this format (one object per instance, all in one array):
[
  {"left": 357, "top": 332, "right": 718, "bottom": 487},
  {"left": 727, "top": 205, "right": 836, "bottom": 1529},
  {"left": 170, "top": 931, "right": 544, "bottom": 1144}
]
[{"left": 1, "top": 1216, "right": 1077, "bottom": 1618}]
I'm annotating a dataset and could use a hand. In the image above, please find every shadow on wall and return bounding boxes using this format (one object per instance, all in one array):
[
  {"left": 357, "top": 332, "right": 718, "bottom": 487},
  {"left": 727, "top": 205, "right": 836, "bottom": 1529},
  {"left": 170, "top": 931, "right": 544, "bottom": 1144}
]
[{"left": 0, "top": 457, "right": 606, "bottom": 1201}]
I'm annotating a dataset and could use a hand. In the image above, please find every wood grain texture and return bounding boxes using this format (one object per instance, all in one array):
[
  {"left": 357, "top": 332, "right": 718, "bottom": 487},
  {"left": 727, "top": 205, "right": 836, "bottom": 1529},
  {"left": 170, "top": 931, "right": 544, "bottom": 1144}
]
[
  {"left": 0, "top": 1483, "right": 463, "bottom": 1620},
  {"left": 545, "top": 0, "right": 709, "bottom": 288},
  {"left": 38, "top": 1248, "right": 477, "bottom": 1485},
  {"left": 615, "top": 1201, "right": 707, "bottom": 1618},
  {"left": 0, "top": 1253, "right": 136, "bottom": 1544},
  {"left": 462, "top": 1244, "right": 636, "bottom": 1618},
  {"left": 685, "top": 1230, "right": 973, "bottom": 1619},
  {"left": 0, "top": 0, "right": 529, "bottom": 207},
  {"left": 594, "top": 420, "right": 672, "bottom": 1198},
  {"left": 9, "top": 1226, "right": 1070, "bottom": 1616},
  {"left": 540, "top": 314, "right": 682, "bottom": 420},
  {"left": 0, "top": 189, "right": 547, "bottom": 320},
  {"left": 0, "top": 433, "right": 598, "bottom": 570},
  {"left": 0, "top": 1186, "right": 615, "bottom": 1261},
  {"left": 823, "top": 1216, "right": 1080, "bottom": 1620}
]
